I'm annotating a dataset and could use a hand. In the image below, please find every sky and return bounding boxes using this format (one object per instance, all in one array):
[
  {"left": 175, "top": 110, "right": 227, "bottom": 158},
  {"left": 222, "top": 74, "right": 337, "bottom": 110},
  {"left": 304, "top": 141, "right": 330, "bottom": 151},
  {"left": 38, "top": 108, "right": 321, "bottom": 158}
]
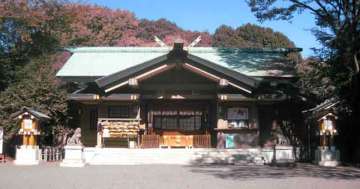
[{"left": 86, "top": 0, "right": 321, "bottom": 58}]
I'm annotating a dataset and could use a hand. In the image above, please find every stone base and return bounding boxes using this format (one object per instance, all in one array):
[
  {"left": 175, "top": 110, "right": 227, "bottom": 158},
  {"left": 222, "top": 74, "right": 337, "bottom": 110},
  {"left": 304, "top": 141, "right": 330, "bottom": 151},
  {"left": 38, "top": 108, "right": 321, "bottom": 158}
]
[
  {"left": 315, "top": 147, "right": 340, "bottom": 167},
  {"left": 60, "top": 145, "right": 85, "bottom": 167},
  {"left": 318, "top": 160, "right": 339, "bottom": 167},
  {"left": 261, "top": 148, "right": 274, "bottom": 164},
  {"left": 14, "top": 145, "right": 40, "bottom": 165},
  {"left": 272, "top": 145, "right": 295, "bottom": 165}
]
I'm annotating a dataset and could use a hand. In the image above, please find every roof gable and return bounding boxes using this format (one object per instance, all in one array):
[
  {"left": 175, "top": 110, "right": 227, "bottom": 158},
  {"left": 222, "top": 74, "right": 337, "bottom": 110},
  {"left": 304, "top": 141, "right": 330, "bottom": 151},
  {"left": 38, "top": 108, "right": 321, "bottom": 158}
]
[
  {"left": 11, "top": 107, "right": 51, "bottom": 121},
  {"left": 95, "top": 46, "right": 257, "bottom": 94}
]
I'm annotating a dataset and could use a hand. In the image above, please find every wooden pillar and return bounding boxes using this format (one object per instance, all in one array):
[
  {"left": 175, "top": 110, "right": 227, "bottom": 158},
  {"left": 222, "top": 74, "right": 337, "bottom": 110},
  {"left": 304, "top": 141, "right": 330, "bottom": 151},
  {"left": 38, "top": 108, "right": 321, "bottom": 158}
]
[
  {"left": 96, "top": 132, "right": 102, "bottom": 148},
  {"left": 29, "top": 135, "right": 36, "bottom": 146},
  {"left": 22, "top": 135, "right": 28, "bottom": 146}
]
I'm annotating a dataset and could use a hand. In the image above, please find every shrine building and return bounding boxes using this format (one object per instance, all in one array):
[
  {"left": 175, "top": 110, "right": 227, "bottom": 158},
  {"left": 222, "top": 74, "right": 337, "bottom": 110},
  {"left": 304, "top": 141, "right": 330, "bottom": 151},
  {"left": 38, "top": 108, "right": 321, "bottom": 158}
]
[{"left": 56, "top": 41, "right": 302, "bottom": 152}]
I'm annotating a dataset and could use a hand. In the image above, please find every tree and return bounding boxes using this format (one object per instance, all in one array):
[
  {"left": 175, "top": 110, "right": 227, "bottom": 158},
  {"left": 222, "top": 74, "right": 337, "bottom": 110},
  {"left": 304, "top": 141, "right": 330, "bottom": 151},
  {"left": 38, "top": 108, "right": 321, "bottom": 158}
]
[
  {"left": 247, "top": 0, "right": 360, "bottom": 85},
  {"left": 0, "top": 56, "right": 68, "bottom": 143},
  {"left": 136, "top": 19, "right": 212, "bottom": 46},
  {"left": 0, "top": 0, "right": 72, "bottom": 90},
  {"left": 0, "top": 0, "right": 72, "bottom": 146},
  {"left": 213, "top": 23, "right": 301, "bottom": 62},
  {"left": 247, "top": 0, "right": 360, "bottom": 162},
  {"left": 214, "top": 23, "right": 296, "bottom": 48},
  {"left": 62, "top": 4, "right": 140, "bottom": 46}
]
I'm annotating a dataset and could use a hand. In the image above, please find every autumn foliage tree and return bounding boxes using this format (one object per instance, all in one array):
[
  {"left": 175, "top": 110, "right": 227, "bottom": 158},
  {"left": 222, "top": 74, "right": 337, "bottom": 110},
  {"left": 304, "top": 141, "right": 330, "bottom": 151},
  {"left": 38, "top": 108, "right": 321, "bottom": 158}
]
[{"left": 0, "top": 0, "right": 71, "bottom": 142}]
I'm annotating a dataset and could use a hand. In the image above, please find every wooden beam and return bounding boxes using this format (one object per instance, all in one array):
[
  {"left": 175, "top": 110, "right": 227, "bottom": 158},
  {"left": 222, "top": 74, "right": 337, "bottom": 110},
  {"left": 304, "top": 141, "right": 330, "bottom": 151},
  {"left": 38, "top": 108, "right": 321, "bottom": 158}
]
[
  {"left": 102, "top": 94, "right": 139, "bottom": 101},
  {"left": 183, "top": 63, "right": 252, "bottom": 94},
  {"left": 104, "top": 80, "right": 129, "bottom": 93},
  {"left": 227, "top": 81, "right": 252, "bottom": 94},
  {"left": 68, "top": 94, "right": 100, "bottom": 101},
  {"left": 135, "top": 64, "right": 174, "bottom": 81},
  {"left": 69, "top": 93, "right": 139, "bottom": 101},
  {"left": 128, "top": 78, "right": 138, "bottom": 87},
  {"left": 219, "top": 79, "right": 229, "bottom": 87},
  {"left": 218, "top": 94, "right": 252, "bottom": 101},
  {"left": 182, "top": 63, "right": 220, "bottom": 82},
  {"left": 105, "top": 64, "right": 174, "bottom": 93},
  {"left": 142, "top": 94, "right": 215, "bottom": 100},
  {"left": 139, "top": 84, "right": 217, "bottom": 91}
]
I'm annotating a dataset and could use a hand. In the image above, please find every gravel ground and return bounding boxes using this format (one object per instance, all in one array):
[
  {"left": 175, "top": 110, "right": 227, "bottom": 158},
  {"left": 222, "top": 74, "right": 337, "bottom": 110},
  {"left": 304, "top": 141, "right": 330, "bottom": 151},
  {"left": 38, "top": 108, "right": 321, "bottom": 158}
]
[{"left": 1, "top": 163, "right": 360, "bottom": 189}]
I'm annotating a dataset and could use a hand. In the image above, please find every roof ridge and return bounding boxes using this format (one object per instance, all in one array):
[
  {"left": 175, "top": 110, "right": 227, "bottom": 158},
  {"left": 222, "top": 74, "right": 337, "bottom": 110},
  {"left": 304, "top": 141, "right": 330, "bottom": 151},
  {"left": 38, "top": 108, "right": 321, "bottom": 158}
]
[
  {"left": 65, "top": 46, "right": 302, "bottom": 54},
  {"left": 66, "top": 47, "right": 172, "bottom": 53},
  {"left": 187, "top": 47, "right": 302, "bottom": 53}
]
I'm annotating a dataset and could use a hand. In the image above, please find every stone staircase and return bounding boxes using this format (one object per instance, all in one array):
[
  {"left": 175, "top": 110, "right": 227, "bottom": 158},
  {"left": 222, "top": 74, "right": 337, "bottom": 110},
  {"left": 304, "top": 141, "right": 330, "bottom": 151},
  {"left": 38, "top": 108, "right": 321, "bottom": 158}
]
[{"left": 84, "top": 148, "right": 272, "bottom": 165}]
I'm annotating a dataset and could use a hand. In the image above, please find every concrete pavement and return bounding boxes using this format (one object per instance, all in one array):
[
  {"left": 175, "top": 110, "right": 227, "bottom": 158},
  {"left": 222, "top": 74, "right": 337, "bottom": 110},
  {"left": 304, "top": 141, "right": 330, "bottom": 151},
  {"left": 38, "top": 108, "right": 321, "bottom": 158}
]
[{"left": 0, "top": 163, "right": 360, "bottom": 189}]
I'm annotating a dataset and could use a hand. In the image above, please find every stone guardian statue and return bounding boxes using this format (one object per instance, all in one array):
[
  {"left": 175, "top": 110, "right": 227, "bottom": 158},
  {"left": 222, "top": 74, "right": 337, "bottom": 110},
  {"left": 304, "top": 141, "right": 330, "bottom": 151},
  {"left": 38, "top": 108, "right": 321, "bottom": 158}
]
[{"left": 66, "top": 128, "right": 82, "bottom": 146}]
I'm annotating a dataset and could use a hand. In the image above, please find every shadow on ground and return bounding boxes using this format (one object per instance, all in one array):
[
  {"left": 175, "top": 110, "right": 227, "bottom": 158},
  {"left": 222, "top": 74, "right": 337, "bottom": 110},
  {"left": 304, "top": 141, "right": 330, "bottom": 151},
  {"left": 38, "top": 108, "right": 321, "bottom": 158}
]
[{"left": 188, "top": 163, "right": 360, "bottom": 180}]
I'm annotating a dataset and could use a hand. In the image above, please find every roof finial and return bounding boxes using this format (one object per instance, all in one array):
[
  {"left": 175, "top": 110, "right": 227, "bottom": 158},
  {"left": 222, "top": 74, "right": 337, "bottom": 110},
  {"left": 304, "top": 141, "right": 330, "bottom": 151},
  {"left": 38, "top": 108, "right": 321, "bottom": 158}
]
[
  {"left": 154, "top": 36, "right": 167, "bottom": 47},
  {"left": 188, "top": 36, "right": 201, "bottom": 47}
]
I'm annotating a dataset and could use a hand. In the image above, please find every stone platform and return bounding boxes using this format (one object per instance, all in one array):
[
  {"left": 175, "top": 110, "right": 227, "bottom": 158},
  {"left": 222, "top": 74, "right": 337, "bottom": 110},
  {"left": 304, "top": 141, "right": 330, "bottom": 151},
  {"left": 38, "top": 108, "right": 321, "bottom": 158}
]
[
  {"left": 14, "top": 146, "right": 40, "bottom": 165},
  {"left": 315, "top": 147, "right": 340, "bottom": 167},
  {"left": 82, "top": 147, "right": 290, "bottom": 165},
  {"left": 60, "top": 145, "right": 86, "bottom": 167}
]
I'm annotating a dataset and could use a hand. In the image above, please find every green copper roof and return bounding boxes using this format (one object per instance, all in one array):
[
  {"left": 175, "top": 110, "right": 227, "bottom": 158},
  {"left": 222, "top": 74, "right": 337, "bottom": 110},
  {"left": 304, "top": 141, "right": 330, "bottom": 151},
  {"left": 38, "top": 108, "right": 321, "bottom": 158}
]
[
  {"left": 56, "top": 47, "right": 300, "bottom": 81},
  {"left": 56, "top": 47, "right": 171, "bottom": 78},
  {"left": 188, "top": 47, "right": 298, "bottom": 77}
]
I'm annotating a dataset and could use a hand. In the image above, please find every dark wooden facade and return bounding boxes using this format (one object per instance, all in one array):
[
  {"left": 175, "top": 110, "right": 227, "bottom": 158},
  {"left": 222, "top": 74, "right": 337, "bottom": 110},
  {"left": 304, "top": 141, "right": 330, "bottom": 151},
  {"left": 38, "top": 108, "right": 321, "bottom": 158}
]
[{"left": 67, "top": 44, "right": 302, "bottom": 148}]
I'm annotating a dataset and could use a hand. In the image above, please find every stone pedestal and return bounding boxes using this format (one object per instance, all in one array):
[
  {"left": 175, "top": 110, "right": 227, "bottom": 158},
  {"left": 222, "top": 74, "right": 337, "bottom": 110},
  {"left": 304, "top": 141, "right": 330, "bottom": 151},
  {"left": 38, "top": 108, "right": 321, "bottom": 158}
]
[
  {"left": 272, "top": 145, "right": 295, "bottom": 164},
  {"left": 96, "top": 132, "right": 103, "bottom": 148},
  {"left": 14, "top": 145, "right": 40, "bottom": 165},
  {"left": 60, "top": 145, "right": 85, "bottom": 167},
  {"left": 315, "top": 146, "right": 340, "bottom": 167},
  {"left": 261, "top": 148, "right": 274, "bottom": 164}
]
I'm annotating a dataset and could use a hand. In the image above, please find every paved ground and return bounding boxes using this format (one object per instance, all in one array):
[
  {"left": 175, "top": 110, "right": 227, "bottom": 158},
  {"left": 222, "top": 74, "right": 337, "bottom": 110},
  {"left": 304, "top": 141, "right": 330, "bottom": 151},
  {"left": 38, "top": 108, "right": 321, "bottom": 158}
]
[{"left": 1, "top": 163, "right": 360, "bottom": 189}]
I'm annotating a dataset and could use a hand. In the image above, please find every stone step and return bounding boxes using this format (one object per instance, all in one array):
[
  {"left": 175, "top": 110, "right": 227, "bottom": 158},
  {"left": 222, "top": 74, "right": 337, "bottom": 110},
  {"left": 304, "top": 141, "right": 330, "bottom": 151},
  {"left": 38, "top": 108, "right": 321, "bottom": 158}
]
[{"left": 82, "top": 147, "right": 281, "bottom": 165}]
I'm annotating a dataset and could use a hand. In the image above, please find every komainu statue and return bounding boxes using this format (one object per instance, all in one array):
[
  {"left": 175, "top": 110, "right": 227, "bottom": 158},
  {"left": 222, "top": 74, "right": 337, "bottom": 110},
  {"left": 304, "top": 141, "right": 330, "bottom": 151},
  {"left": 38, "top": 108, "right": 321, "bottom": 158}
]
[{"left": 66, "top": 128, "right": 82, "bottom": 146}]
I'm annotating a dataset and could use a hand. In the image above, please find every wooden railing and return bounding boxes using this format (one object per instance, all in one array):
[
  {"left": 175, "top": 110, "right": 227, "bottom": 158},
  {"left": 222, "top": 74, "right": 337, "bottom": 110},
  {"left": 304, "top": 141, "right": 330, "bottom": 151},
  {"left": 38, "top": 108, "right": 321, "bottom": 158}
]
[
  {"left": 193, "top": 135, "right": 211, "bottom": 148},
  {"left": 141, "top": 134, "right": 211, "bottom": 148},
  {"left": 40, "top": 146, "right": 64, "bottom": 162},
  {"left": 141, "top": 135, "right": 160, "bottom": 148},
  {"left": 160, "top": 135, "right": 193, "bottom": 148}
]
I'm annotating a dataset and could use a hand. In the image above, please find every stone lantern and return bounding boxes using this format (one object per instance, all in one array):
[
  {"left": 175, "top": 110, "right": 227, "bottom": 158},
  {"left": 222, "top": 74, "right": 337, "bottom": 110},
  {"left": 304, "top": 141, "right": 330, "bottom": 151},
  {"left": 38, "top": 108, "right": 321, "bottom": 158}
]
[
  {"left": 315, "top": 112, "right": 340, "bottom": 166},
  {"left": 12, "top": 107, "right": 50, "bottom": 165}
]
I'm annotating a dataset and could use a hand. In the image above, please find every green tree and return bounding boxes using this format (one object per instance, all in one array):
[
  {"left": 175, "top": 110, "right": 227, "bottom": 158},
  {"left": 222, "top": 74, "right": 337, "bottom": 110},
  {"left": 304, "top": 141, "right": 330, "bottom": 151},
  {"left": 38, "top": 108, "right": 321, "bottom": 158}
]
[
  {"left": 0, "top": 0, "right": 72, "bottom": 144},
  {"left": 247, "top": 0, "right": 360, "bottom": 162},
  {"left": 247, "top": 0, "right": 360, "bottom": 92},
  {"left": 213, "top": 23, "right": 301, "bottom": 62},
  {"left": 0, "top": 56, "right": 68, "bottom": 142}
]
